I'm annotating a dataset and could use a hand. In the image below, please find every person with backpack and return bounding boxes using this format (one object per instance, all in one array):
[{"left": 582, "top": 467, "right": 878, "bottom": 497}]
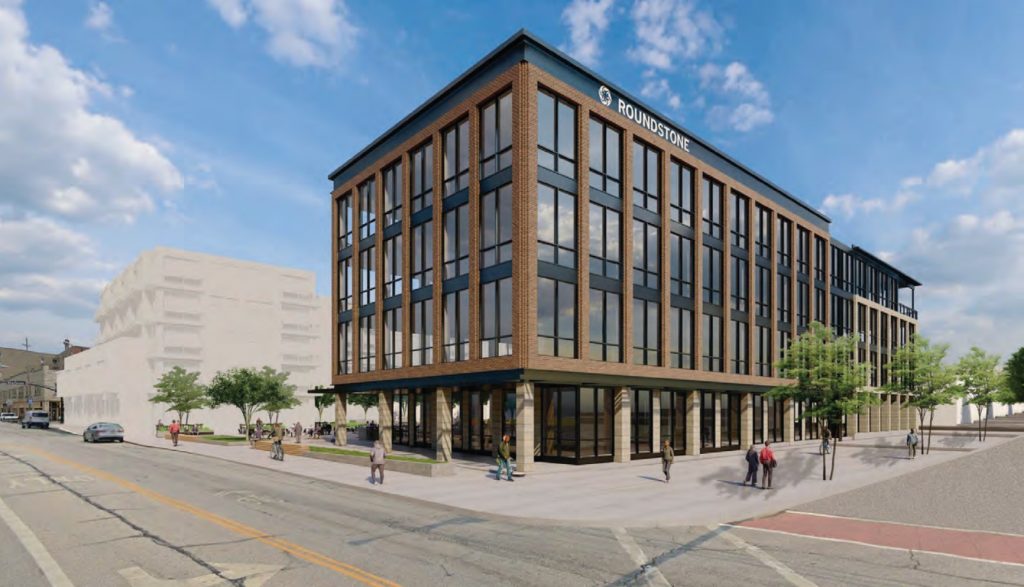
[
  {"left": 906, "top": 428, "right": 919, "bottom": 459},
  {"left": 759, "top": 441, "right": 776, "bottom": 489},
  {"left": 744, "top": 445, "right": 760, "bottom": 486},
  {"left": 661, "top": 440, "right": 674, "bottom": 483}
]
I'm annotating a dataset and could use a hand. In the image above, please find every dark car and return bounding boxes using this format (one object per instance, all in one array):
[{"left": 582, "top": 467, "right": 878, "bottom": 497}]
[{"left": 83, "top": 422, "right": 124, "bottom": 443}]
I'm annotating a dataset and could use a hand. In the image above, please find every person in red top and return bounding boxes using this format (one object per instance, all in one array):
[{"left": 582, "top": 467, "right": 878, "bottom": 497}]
[
  {"left": 169, "top": 419, "right": 181, "bottom": 447},
  {"left": 759, "top": 442, "right": 776, "bottom": 489}
]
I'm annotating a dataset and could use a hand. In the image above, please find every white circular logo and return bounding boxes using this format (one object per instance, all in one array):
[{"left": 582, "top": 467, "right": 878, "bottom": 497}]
[{"left": 598, "top": 85, "right": 612, "bottom": 107}]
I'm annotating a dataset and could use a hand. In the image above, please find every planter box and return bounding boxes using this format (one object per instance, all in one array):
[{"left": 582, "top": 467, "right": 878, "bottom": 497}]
[
  {"left": 305, "top": 450, "right": 455, "bottom": 477},
  {"left": 163, "top": 433, "right": 246, "bottom": 446}
]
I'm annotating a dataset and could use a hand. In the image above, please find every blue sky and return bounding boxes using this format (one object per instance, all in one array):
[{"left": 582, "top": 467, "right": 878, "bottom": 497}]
[{"left": 1, "top": 0, "right": 1023, "bottom": 360}]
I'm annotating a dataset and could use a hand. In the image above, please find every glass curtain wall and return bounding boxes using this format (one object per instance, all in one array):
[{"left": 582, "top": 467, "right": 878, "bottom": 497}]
[
  {"left": 631, "top": 389, "right": 654, "bottom": 457},
  {"left": 659, "top": 391, "right": 687, "bottom": 453}
]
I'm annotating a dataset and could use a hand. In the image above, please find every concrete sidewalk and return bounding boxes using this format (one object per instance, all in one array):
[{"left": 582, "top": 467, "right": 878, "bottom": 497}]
[{"left": 108, "top": 427, "right": 1017, "bottom": 528}]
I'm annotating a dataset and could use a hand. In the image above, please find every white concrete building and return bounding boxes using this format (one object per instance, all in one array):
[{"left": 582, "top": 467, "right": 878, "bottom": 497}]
[{"left": 58, "top": 247, "right": 359, "bottom": 439}]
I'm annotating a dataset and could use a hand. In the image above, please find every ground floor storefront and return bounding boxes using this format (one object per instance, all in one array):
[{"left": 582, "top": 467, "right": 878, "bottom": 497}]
[{"left": 330, "top": 381, "right": 915, "bottom": 471}]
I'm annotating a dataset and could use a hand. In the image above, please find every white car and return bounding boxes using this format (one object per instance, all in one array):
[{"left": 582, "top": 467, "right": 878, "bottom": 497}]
[
  {"left": 0, "top": 412, "right": 17, "bottom": 423},
  {"left": 21, "top": 411, "right": 50, "bottom": 429}
]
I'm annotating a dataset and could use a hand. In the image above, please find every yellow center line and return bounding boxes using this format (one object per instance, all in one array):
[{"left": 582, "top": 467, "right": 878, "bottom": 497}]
[{"left": 13, "top": 446, "right": 401, "bottom": 587}]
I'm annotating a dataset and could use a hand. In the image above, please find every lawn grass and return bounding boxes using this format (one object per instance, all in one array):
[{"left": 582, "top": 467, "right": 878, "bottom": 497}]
[
  {"left": 205, "top": 435, "right": 246, "bottom": 442},
  {"left": 308, "top": 445, "right": 439, "bottom": 464}
]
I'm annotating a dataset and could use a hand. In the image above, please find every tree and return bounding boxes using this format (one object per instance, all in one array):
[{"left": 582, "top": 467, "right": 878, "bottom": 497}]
[
  {"left": 886, "top": 335, "right": 957, "bottom": 454},
  {"left": 206, "top": 367, "right": 277, "bottom": 445},
  {"left": 257, "top": 367, "right": 300, "bottom": 424},
  {"left": 149, "top": 366, "right": 207, "bottom": 426},
  {"left": 769, "top": 322, "right": 873, "bottom": 481},
  {"left": 1006, "top": 347, "right": 1024, "bottom": 403},
  {"left": 312, "top": 388, "right": 335, "bottom": 423},
  {"left": 954, "top": 347, "right": 1004, "bottom": 442},
  {"left": 347, "top": 392, "right": 379, "bottom": 416}
]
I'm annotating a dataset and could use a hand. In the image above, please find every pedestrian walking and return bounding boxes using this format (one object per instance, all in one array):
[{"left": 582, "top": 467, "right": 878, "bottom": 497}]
[
  {"left": 254, "top": 417, "right": 263, "bottom": 441},
  {"left": 906, "top": 428, "right": 919, "bottom": 459},
  {"left": 293, "top": 421, "right": 302, "bottom": 444},
  {"left": 744, "top": 445, "right": 759, "bottom": 486},
  {"left": 759, "top": 441, "right": 776, "bottom": 489},
  {"left": 661, "top": 440, "right": 674, "bottom": 483},
  {"left": 271, "top": 423, "right": 284, "bottom": 461},
  {"left": 495, "top": 434, "right": 514, "bottom": 481},
  {"left": 370, "top": 440, "right": 386, "bottom": 485},
  {"left": 169, "top": 419, "right": 181, "bottom": 447},
  {"left": 822, "top": 426, "right": 832, "bottom": 455}
]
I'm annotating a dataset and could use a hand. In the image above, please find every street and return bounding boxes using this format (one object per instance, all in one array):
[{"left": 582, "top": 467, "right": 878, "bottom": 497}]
[{"left": 1, "top": 426, "right": 1023, "bottom": 586}]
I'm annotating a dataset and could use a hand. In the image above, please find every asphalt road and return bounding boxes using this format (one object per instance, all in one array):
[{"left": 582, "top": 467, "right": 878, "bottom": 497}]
[{"left": 0, "top": 425, "right": 1022, "bottom": 587}]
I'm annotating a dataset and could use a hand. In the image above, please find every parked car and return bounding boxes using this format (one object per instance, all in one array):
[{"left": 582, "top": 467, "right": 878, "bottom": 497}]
[
  {"left": 21, "top": 411, "right": 50, "bottom": 429},
  {"left": 83, "top": 422, "right": 124, "bottom": 443},
  {"left": 0, "top": 412, "right": 17, "bottom": 423}
]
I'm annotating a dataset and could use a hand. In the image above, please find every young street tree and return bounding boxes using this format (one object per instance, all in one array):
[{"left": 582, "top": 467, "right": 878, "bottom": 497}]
[
  {"left": 770, "top": 322, "right": 873, "bottom": 481},
  {"left": 149, "top": 366, "right": 207, "bottom": 426},
  {"left": 312, "top": 389, "right": 335, "bottom": 423},
  {"left": 206, "top": 367, "right": 277, "bottom": 445},
  {"left": 257, "top": 367, "right": 300, "bottom": 424},
  {"left": 955, "top": 347, "right": 1005, "bottom": 442},
  {"left": 1005, "top": 346, "right": 1024, "bottom": 403},
  {"left": 886, "top": 335, "right": 957, "bottom": 454}
]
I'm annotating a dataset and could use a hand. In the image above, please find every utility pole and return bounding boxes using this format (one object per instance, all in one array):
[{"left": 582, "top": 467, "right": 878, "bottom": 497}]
[{"left": 22, "top": 337, "right": 30, "bottom": 351}]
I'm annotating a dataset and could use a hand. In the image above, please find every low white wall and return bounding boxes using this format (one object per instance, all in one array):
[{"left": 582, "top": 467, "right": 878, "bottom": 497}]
[{"left": 930, "top": 398, "right": 1024, "bottom": 427}]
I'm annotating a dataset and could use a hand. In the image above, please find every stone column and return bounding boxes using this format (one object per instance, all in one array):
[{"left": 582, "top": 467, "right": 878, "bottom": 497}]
[
  {"left": 686, "top": 390, "right": 701, "bottom": 456},
  {"left": 783, "top": 398, "right": 795, "bottom": 443},
  {"left": 880, "top": 394, "right": 891, "bottom": 432},
  {"left": 713, "top": 392, "right": 722, "bottom": 448},
  {"left": 651, "top": 391, "right": 661, "bottom": 448},
  {"left": 613, "top": 387, "right": 631, "bottom": 463},
  {"left": 903, "top": 396, "right": 913, "bottom": 430},
  {"left": 848, "top": 413, "right": 858, "bottom": 440},
  {"left": 892, "top": 394, "right": 902, "bottom": 431},
  {"left": 859, "top": 403, "right": 870, "bottom": 434},
  {"left": 434, "top": 388, "right": 452, "bottom": 462},
  {"left": 333, "top": 392, "right": 347, "bottom": 446},
  {"left": 740, "top": 393, "right": 753, "bottom": 449},
  {"left": 515, "top": 382, "right": 535, "bottom": 474},
  {"left": 870, "top": 395, "right": 881, "bottom": 432},
  {"left": 378, "top": 390, "right": 394, "bottom": 452},
  {"left": 489, "top": 389, "right": 502, "bottom": 452}
]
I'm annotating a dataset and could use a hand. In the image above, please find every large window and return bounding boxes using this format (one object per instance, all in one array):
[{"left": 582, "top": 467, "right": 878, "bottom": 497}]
[
  {"left": 731, "top": 256, "right": 748, "bottom": 313},
  {"left": 731, "top": 319, "right": 748, "bottom": 374},
  {"left": 580, "top": 387, "right": 614, "bottom": 459},
  {"left": 777, "top": 217, "right": 792, "bottom": 268},
  {"left": 797, "top": 282, "right": 810, "bottom": 328},
  {"left": 338, "top": 192, "right": 353, "bottom": 249},
  {"left": 702, "top": 176, "right": 723, "bottom": 240},
  {"left": 753, "top": 394, "right": 764, "bottom": 444},
  {"left": 538, "top": 277, "right": 576, "bottom": 357},
  {"left": 338, "top": 257, "right": 352, "bottom": 313},
  {"left": 670, "top": 159, "right": 694, "bottom": 227},
  {"left": 633, "top": 219, "right": 660, "bottom": 289},
  {"left": 702, "top": 313, "right": 723, "bottom": 372},
  {"left": 410, "top": 298, "right": 433, "bottom": 366},
  {"left": 632, "top": 140, "right": 660, "bottom": 212},
  {"left": 359, "top": 315, "right": 375, "bottom": 372},
  {"left": 661, "top": 391, "right": 688, "bottom": 452},
  {"left": 589, "top": 117, "right": 621, "bottom": 196},
  {"left": 797, "top": 227, "right": 810, "bottom": 275},
  {"left": 338, "top": 320, "right": 352, "bottom": 374},
  {"left": 480, "top": 91, "right": 512, "bottom": 178},
  {"left": 702, "top": 245, "right": 723, "bottom": 305},
  {"left": 443, "top": 203, "right": 469, "bottom": 278},
  {"left": 480, "top": 184, "right": 513, "bottom": 267},
  {"left": 756, "top": 265, "right": 771, "bottom": 319},
  {"left": 756, "top": 325, "right": 772, "bottom": 376},
  {"left": 701, "top": 391, "right": 716, "bottom": 449},
  {"left": 481, "top": 278, "right": 512, "bottom": 358},
  {"left": 410, "top": 142, "right": 433, "bottom": 214},
  {"left": 537, "top": 90, "right": 577, "bottom": 179},
  {"left": 632, "top": 299, "right": 660, "bottom": 366},
  {"left": 442, "top": 119, "right": 469, "bottom": 196},
  {"left": 383, "top": 235, "right": 402, "bottom": 298},
  {"left": 814, "top": 237, "right": 827, "bottom": 282},
  {"left": 589, "top": 203, "right": 621, "bottom": 278},
  {"left": 588, "top": 289, "right": 621, "bottom": 362},
  {"left": 538, "top": 183, "right": 577, "bottom": 268},
  {"left": 383, "top": 160, "right": 403, "bottom": 227},
  {"left": 359, "top": 177, "right": 376, "bottom": 239},
  {"left": 815, "top": 287, "right": 826, "bottom": 323},
  {"left": 731, "top": 192, "right": 748, "bottom": 249},
  {"left": 669, "top": 306, "right": 693, "bottom": 369},
  {"left": 410, "top": 221, "right": 433, "bottom": 290},
  {"left": 720, "top": 392, "right": 741, "bottom": 449},
  {"left": 755, "top": 204, "right": 771, "bottom": 259},
  {"left": 631, "top": 389, "right": 654, "bottom": 455},
  {"left": 443, "top": 289, "right": 469, "bottom": 362},
  {"left": 383, "top": 308, "right": 402, "bottom": 369},
  {"left": 359, "top": 245, "right": 376, "bottom": 306},
  {"left": 670, "top": 233, "right": 693, "bottom": 298},
  {"left": 778, "top": 274, "right": 791, "bottom": 323},
  {"left": 766, "top": 395, "right": 784, "bottom": 443}
]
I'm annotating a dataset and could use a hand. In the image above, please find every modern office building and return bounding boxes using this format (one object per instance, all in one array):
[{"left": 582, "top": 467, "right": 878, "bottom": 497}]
[{"left": 325, "top": 31, "right": 921, "bottom": 470}]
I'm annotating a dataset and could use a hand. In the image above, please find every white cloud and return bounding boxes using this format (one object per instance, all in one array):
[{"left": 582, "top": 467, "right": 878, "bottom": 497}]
[
  {"left": 0, "top": 216, "right": 95, "bottom": 276},
  {"left": 700, "top": 62, "right": 773, "bottom": 132},
  {"left": 206, "top": 0, "right": 359, "bottom": 69},
  {"left": 628, "top": 0, "right": 722, "bottom": 70},
  {"left": 0, "top": 1, "right": 183, "bottom": 224},
  {"left": 561, "top": 0, "right": 615, "bottom": 67},
  {"left": 85, "top": 2, "right": 112, "bottom": 32},
  {"left": 640, "top": 73, "right": 682, "bottom": 110}
]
